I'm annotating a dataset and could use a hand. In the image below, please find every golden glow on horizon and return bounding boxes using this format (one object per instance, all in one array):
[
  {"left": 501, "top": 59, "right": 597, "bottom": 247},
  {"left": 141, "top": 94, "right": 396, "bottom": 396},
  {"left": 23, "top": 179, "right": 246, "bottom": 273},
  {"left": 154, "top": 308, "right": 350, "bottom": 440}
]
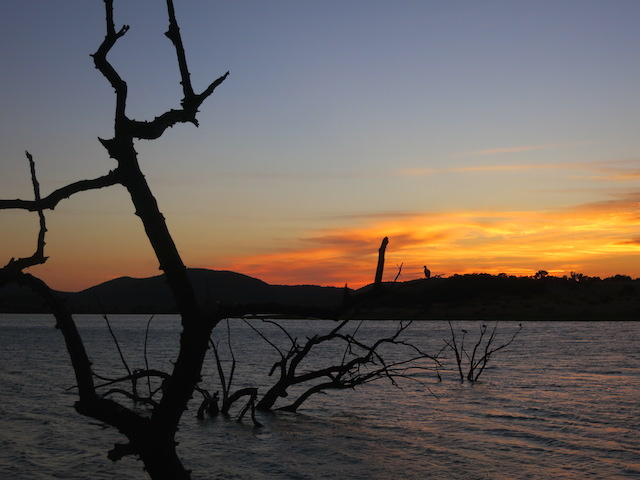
[
  {"left": 4, "top": 181, "right": 638, "bottom": 292},
  {"left": 5, "top": 192, "right": 638, "bottom": 292},
  {"left": 218, "top": 196, "right": 640, "bottom": 289}
]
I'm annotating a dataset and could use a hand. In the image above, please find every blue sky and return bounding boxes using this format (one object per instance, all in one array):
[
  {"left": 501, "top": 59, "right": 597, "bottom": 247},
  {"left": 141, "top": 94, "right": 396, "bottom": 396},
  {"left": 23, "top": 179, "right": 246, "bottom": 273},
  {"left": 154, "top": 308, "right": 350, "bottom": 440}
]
[{"left": 2, "top": 1, "right": 640, "bottom": 290}]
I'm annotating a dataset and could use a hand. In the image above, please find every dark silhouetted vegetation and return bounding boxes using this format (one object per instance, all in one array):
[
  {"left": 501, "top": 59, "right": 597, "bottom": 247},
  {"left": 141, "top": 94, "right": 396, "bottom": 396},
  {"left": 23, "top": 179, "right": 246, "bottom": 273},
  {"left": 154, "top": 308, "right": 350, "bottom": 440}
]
[{"left": 342, "top": 273, "right": 640, "bottom": 320}]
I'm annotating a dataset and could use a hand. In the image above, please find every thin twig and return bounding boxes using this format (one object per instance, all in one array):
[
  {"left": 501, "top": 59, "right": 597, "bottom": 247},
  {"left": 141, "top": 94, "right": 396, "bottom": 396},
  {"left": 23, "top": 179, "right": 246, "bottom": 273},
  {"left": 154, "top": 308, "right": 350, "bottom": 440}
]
[
  {"left": 103, "top": 314, "right": 137, "bottom": 399},
  {"left": 143, "top": 314, "right": 155, "bottom": 396}
]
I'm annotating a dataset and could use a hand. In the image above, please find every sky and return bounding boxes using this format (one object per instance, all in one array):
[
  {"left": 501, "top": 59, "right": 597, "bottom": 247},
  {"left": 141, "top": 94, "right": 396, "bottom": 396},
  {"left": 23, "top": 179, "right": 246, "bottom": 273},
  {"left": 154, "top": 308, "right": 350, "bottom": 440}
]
[{"left": 1, "top": 0, "right": 639, "bottom": 292}]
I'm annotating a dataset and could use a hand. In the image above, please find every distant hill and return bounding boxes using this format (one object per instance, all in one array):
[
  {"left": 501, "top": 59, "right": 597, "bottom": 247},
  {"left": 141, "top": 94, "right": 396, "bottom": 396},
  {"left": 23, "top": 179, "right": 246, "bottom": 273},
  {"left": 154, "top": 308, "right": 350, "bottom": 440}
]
[
  {"left": 0, "top": 269, "right": 347, "bottom": 314},
  {"left": 1, "top": 270, "right": 638, "bottom": 320}
]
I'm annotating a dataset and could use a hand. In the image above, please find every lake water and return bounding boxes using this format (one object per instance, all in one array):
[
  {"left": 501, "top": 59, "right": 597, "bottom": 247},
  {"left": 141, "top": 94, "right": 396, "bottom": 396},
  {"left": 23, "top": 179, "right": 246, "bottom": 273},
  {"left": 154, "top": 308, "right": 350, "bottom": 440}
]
[{"left": 0, "top": 315, "right": 638, "bottom": 479}]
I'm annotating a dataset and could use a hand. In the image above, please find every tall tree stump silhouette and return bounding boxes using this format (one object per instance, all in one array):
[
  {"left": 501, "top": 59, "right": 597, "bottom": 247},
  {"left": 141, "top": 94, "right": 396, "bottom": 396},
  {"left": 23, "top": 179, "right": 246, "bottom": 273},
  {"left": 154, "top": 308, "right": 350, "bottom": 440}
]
[{"left": 375, "top": 237, "right": 389, "bottom": 285}]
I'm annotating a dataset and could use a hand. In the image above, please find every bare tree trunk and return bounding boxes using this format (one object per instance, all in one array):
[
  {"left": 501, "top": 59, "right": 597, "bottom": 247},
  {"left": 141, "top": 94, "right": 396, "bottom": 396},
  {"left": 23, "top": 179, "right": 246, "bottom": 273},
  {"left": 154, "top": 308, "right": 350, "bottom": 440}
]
[
  {"left": 88, "top": 1, "right": 231, "bottom": 457},
  {"left": 256, "top": 378, "right": 288, "bottom": 411},
  {"left": 114, "top": 144, "right": 216, "bottom": 438},
  {"left": 374, "top": 236, "right": 389, "bottom": 285},
  {"left": 135, "top": 437, "right": 189, "bottom": 480}
]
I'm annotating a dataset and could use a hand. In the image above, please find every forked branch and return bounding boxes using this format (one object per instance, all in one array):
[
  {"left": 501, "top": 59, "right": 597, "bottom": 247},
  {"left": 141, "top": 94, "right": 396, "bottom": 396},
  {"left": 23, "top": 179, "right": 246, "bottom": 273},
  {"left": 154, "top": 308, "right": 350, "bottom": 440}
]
[
  {"left": 444, "top": 321, "right": 522, "bottom": 382},
  {"left": 1, "top": 152, "right": 48, "bottom": 274}
]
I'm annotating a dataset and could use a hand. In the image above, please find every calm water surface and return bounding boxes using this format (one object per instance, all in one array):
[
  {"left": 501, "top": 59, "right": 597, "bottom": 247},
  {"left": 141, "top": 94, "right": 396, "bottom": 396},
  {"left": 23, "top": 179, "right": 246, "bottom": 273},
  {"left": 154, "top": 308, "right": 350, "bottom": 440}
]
[{"left": 0, "top": 315, "right": 638, "bottom": 479}]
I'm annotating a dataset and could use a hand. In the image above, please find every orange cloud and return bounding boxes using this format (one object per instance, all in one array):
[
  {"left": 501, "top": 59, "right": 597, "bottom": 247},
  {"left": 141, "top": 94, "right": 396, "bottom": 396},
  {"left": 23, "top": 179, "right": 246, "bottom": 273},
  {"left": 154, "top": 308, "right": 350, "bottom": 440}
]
[
  {"left": 451, "top": 164, "right": 557, "bottom": 172},
  {"left": 218, "top": 194, "right": 640, "bottom": 288},
  {"left": 579, "top": 166, "right": 640, "bottom": 182},
  {"left": 396, "top": 159, "right": 640, "bottom": 184}
]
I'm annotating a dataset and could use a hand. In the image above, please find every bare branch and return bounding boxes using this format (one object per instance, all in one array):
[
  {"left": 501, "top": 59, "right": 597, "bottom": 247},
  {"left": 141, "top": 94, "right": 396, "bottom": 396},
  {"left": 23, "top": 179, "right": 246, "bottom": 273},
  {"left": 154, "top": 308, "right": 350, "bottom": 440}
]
[
  {"left": 1, "top": 152, "right": 49, "bottom": 273},
  {"left": 97, "top": 0, "right": 230, "bottom": 140},
  {"left": 28, "top": 152, "right": 47, "bottom": 259},
  {"left": 103, "top": 314, "right": 139, "bottom": 399},
  {"left": 235, "top": 389, "right": 262, "bottom": 427},
  {"left": 92, "top": 0, "right": 129, "bottom": 125},
  {"left": 163, "top": 0, "right": 229, "bottom": 125},
  {"left": 101, "top": 388, "right": 159, "bottom": 407},
  {"left": 471, "top": 322, "right": 522, "bottom": 381},
  {"left": 165, "top": 0, "right": 195, "bottom": 102},
  {"left": 445, "top": 321, "right": 522, "bottom": 382},
  {"left": 393, "top": 262, "right": 403, "bottom": 282},
  {"left": 446, "top": 321, "right": 464, "bottom": 382},
  {"left": 224, "top": 319, "right": 237, "bottom": 397},
  {"left": 144, "top": 315, "right": 155, "bottom": 396},
  {"left": 12, "top": 272, "right": 98, "bottom": 401},
  {"left": 242, "top": 319, "right": 439, "bottom": 412},
  {"left": 127, "top": 70, "right": 230, "bottom": 138},
  {"left": 94, "top": 369, "right": 170, "bottom": 389},
  {"left": 0, "top": 169, "right": 121, "bottom": 212},
  {"left": 242, "top": 317, "right": 286, "bottom": 358}
]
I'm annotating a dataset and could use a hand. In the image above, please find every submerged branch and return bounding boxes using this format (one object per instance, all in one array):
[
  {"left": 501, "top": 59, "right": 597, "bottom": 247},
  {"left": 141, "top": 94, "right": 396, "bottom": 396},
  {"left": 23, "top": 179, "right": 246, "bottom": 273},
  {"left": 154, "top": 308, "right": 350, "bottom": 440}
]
[
  {"left": 229, "top": 319, "right": 441, "bottom": 413},
  {"left": 445, "top": 321, "right": 522, "bottom": 382}
]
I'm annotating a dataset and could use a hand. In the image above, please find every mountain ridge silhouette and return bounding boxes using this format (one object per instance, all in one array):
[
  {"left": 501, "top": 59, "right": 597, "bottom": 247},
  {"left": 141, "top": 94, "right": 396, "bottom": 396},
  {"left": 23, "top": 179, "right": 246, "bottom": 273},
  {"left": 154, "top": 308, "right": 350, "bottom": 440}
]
[
  {"left": 1, "top": 269, "right": 638, "bottom": 319},
  {"left": 0, "top": 268, "right": 347, "bottom": 313}
]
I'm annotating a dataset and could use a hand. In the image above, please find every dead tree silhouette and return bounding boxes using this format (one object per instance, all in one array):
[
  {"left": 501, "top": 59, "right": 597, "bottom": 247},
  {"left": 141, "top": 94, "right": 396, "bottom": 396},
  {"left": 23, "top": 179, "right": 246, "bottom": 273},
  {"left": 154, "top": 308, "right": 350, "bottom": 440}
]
[
  {"left": 375, "top": 237, "right": 389, "bottom": 285},
  {"left": 1, "top": 1, "right": 228, "bottom": 478},
  {"left": 0, "top": 3, "right": 439, "bottom": 478}
]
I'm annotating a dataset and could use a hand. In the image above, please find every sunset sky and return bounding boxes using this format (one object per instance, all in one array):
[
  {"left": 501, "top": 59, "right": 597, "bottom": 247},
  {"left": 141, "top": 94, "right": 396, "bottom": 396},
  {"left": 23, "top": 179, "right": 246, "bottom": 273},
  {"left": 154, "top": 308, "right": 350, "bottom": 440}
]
[{"left": 1, "top": 0, "right": 639, "bottom": 292}]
